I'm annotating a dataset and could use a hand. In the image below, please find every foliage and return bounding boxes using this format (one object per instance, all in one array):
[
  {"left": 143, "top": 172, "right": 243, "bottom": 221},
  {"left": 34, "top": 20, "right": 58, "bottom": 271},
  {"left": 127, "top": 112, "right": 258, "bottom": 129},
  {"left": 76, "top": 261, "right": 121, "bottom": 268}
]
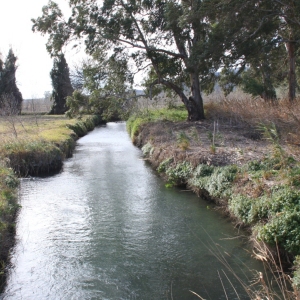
[
  {"left": 31, "top": 0, "right": 231, "bottom": 120},
  {"left": 218, "top": 0, "right": 300, "bottom": 101},
  {"left": 157, "top": 158, "right": 173, "bottom": 173},
  {"left": 0, "top": 162, "right": 19, "bottom": 274},
  {"left": 257, "top": 211, "right": 300, "bottom": 255},
  {"left": 0, "top": 49, "right": 23, "bottom": 114},
  {"left": 188, "top": 164, "right": 238, "bottom": 198},
  {"left": 193, "top": 164, "right": 214, "bottom": 177},
  {"left": 66, "top": 50, "right": 134, "bottom": 121},
  {"left": 141, "top": 142, "right": 154, "bottom": 156},
  {"left": 49, "top": 53, "right": 74, "bottom": 114},
  {"left": 166, "top": 161, "right": 193, "bottom": 186},
  {"left": 293, "top": 256, "right": 300, "bottom": 289}
]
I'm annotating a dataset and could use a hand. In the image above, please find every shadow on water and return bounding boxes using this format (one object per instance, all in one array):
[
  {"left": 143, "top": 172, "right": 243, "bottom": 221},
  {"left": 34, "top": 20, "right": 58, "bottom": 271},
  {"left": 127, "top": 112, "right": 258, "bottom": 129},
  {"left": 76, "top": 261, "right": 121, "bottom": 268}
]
[{"left": 1, "top": 122, "right": 269, "bottom": 300}]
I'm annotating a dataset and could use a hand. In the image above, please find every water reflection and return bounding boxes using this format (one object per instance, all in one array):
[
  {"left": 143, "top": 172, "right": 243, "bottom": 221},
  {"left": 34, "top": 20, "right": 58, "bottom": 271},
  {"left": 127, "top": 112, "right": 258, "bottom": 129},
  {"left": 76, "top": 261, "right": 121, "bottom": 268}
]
[{"left": 2, "top": 122, "right": 263, "bottom": 299}]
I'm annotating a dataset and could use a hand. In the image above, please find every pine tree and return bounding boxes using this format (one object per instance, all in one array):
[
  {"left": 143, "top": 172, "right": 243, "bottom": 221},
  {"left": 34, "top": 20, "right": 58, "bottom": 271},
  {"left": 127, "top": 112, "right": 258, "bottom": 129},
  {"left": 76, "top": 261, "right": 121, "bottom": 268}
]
[
  {"left": 49, "top": 53, "right": 73, "bottom": 114},
  {"left": 0, "top": 49, "right": 23, "bottom": 114}
]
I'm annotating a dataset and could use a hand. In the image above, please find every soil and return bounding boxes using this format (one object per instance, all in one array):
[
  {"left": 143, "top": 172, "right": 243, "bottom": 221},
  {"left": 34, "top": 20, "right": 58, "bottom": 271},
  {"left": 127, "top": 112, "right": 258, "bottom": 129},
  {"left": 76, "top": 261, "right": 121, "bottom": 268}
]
[{"left": 134, "top": 119, "right": 273, "bottom": 168}]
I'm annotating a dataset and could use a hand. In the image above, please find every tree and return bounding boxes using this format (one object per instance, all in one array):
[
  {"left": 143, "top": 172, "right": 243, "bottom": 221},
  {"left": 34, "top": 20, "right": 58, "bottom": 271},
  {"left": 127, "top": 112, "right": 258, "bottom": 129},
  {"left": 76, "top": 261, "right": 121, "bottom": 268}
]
[
  {"left": 49, "top": 53, "right": 74, "bottom": 114},
  {"left": 32, "top": 0, "right": 225, "bottom": 121},
  {"left": 67, "top": 48, "right": 135, "bottom": 120},
  {"left": 0, "top": 49, "right": 23, "bottom": 114},
  {"left": 218, "top": 0, "right": 300, "bottom": 101}
]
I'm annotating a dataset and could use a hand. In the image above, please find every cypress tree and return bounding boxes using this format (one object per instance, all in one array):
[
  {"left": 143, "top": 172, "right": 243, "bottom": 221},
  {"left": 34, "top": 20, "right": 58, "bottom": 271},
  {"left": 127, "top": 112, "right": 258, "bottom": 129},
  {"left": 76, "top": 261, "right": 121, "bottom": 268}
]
[
  {"left": 50, "top": 54, "right": 73, "bottom": 114},
  {"left": 0, "top": 49, "right": 23, "bottom": 114}
]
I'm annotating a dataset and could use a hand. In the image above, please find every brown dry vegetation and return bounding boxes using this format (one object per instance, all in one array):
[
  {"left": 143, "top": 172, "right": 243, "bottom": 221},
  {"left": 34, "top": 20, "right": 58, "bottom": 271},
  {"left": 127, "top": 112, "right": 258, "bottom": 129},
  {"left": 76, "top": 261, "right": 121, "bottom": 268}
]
[{"left": 135, "top": 92, "right": 300, "bottom": 170}]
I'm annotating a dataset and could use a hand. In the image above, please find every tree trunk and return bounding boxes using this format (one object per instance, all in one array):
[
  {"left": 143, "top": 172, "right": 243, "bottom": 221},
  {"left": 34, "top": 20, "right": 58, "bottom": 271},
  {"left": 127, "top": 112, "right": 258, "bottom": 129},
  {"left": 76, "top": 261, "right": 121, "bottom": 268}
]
[
  {"left": 286, "top": 41, "right": 296, "bottom": 101},
  {"left": 261, "top": 59, "right": 276, "bottom": 102},
  {"left": 188, "top": 72, "right": 205, "bottom": 121},
  {"left": 151, "top": 77, "right": 205, "bottom": 121}
]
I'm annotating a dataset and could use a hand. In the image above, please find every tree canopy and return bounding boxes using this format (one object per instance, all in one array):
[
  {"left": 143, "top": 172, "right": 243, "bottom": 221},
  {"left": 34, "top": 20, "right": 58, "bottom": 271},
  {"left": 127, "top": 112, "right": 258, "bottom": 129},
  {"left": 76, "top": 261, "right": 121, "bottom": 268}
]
[{"left": 32, "top": 0, "right": 300, "bottom": 120}]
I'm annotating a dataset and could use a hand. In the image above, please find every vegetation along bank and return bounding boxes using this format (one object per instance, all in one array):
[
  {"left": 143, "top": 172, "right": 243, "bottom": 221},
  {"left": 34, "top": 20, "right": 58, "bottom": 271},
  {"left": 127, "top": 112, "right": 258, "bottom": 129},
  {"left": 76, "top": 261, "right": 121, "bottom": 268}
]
[
  {"left": 127, "top": 98, "right": 300, "bottom": 296},
  {"left": 0, "top": 114, "right": 103, "bottom": 284}
]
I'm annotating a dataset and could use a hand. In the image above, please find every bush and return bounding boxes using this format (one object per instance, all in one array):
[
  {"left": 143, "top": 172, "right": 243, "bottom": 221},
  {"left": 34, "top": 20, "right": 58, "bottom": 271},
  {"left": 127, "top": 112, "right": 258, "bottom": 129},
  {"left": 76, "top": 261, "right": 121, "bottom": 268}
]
[
  {"left": 141, "top": 142, "right": 154, "bottom": 156},
  {"left": 189, "top": 165, "right": 238, "bottom": 198},
  {"left": 193, "top": 164, "right": 214, "bottom": 177},
  {"left": 157, "top": 158, "right": 173, "bottom": 173},
  {"left": 66, "top": 121, "right": 88, "bottom": 137},
  {"left": 166, "top": 162, "right": 193, "bottom": 186},
  {"left": 257, "top": 211, "right": 300, "bottom": 255}
]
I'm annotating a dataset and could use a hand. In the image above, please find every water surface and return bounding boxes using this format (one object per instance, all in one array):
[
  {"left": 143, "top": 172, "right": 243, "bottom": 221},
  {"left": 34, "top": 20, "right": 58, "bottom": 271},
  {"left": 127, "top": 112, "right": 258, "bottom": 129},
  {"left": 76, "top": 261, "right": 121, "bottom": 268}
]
[{"left": 2, "top": 122, "right": 262, "bottom": 299}]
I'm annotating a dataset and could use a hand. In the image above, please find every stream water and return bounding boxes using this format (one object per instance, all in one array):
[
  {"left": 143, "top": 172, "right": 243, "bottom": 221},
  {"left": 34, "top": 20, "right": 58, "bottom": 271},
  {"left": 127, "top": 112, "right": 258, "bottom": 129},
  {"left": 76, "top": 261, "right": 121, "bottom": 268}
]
[{"left": 1, "top": 122, "right": 264, "bottom": 299}]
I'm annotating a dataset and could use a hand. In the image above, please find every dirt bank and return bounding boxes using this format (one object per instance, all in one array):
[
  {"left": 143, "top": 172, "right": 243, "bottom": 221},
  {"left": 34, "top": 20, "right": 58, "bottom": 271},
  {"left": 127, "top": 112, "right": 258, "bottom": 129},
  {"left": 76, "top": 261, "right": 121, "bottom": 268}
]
[{"left": 134, "top": 119, "right": 270, "bottom": 169}]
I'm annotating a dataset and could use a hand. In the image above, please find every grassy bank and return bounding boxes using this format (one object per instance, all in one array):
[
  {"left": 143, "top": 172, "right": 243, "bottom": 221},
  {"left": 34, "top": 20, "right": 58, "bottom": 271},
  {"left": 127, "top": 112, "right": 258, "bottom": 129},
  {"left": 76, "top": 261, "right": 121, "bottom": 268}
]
[
  {"left": 127, "top": 99, "right": 300, "bottom": 297},
  {"left": 0, "top": 114, "right": 103, "bottom": 285}
]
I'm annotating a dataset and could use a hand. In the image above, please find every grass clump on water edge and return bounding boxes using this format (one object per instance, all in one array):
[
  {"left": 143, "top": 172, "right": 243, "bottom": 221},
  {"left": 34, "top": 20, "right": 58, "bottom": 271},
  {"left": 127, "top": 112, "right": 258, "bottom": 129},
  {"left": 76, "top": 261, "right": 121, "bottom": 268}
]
[
  {"left": 0, "top": 115, "right": 102, "bottom": 176},
  {"left": 0, "top": 161, "right": 19, "bottom": 278}
]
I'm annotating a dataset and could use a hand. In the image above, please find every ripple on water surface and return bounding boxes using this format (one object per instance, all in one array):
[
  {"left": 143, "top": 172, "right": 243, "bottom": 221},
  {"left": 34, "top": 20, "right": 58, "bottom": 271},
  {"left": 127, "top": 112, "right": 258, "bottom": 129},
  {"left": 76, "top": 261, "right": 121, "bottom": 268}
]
[{"left": 2, "top": 123, "right": 263, "bottom": 299}]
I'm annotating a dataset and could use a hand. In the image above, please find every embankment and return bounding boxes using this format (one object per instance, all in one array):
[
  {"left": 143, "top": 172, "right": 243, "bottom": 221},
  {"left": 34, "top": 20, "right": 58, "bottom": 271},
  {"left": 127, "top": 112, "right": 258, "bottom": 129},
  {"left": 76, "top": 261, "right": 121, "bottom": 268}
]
[
  {"left": 127, "top": 111, "right": 300, "bottom": 292},
  {"left": 0, "top": 115, "right": 104, "bottom": 288}
]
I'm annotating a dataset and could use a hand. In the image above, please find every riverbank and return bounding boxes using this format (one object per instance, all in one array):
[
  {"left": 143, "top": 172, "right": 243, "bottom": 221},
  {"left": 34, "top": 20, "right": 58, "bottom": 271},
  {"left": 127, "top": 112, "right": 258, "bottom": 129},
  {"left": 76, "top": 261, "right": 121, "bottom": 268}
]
[
  {"left": 127, "top": 99, "right": 300, "bottom": 296},
  {"left": 0, "top": 114, "right": 103, "bottom": 286}
]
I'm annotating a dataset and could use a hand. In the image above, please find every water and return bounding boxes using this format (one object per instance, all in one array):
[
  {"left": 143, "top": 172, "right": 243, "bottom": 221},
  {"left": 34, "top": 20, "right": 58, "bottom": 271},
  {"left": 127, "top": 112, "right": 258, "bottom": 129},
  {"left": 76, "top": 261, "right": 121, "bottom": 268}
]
[{"left": 1, "top": 122, "right": 263, "bottom": 299}]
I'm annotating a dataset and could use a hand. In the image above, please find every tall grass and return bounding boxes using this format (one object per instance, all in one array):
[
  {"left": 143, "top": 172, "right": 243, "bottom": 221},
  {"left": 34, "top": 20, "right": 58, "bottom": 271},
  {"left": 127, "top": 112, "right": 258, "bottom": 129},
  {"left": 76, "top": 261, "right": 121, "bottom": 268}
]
[{"left": 206, "top": 92, "right": 300, "bottom": 150}]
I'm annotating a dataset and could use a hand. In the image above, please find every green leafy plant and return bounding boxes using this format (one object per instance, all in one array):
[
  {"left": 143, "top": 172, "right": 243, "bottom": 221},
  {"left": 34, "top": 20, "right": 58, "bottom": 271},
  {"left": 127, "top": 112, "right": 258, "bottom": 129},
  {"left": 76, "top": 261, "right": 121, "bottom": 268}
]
[
  {"left": 157, "top": 158, "right": 173, "bottom": 173},
  {"left": 166, "top": 161, "right": 193, "bottom": 186}
]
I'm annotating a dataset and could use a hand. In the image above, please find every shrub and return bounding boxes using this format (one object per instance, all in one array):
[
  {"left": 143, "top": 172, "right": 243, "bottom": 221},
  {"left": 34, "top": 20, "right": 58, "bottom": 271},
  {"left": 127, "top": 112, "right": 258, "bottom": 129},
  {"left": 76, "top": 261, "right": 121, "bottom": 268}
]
[
  {"left": 257, "top": 211, "right": 300, "bottom": 255},
  {"left": 141, "top": 142, "right": 154, "bottom": 156},
  {"left": 66, "top": 121, "right": 88, "bottom": 137},
  {"left": 193, "top": 164, "right": 214, "bottom": 177},
  {"left": 166, "top": 162, "right": 193, "bottom": 185},
  {"left": 157, "top": 157, "right": 173, "bottom": 173},
  {"left": 188, "top": 165, "right": 238, "bottom": 198}
]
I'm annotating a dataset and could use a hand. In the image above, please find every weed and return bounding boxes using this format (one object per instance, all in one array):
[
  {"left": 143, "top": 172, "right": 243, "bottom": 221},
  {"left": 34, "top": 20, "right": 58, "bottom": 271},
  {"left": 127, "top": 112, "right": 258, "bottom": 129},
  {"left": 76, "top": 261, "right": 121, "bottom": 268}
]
[
  {"left": 166, "top": 161, "right": 193, "bottom": 186},
  {"left": 157, "top": 157, "right": 173, "bottom": 173},
  {"left": 141, "top": 142, "right": 154, "bottom": 156},
  {"left": 189, "top": 165, "right": 238, "bottom": 199},
  {"left": 190, "top": 127, "right": 201, "bottom": 145},
  {"left": 177, "top": 131, "right": 190, "bottom": 150}
]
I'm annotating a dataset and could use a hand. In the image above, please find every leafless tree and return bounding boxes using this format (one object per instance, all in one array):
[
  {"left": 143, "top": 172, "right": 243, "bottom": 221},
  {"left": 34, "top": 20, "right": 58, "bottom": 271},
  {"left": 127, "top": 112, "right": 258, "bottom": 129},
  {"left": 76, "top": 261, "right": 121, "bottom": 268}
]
[{"left": 0, "top": 93, "right": 25, "bottom": 137}]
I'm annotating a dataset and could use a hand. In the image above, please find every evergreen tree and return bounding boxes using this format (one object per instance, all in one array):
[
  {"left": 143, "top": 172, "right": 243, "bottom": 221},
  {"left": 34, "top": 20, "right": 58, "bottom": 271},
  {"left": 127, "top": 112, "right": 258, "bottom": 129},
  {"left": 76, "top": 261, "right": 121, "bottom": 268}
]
[
  {"left": 49, "top": 53, "right": 73, "bottom": 114},
  {"left": 0, "top": 49, "right": 23, "bottom": 114},
  {"left": 218, "top": 0, "right": 300, "bottom": 101},
  {"left": 32, "top": 0, "right": 226, "bottom": 121}
]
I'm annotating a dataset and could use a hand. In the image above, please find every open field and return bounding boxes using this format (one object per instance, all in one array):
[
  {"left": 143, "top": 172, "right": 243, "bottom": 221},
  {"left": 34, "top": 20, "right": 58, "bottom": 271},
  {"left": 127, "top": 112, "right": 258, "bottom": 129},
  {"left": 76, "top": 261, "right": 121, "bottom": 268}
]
[{"left": 0, "top": 115, "right": 77, "bottom": 141}]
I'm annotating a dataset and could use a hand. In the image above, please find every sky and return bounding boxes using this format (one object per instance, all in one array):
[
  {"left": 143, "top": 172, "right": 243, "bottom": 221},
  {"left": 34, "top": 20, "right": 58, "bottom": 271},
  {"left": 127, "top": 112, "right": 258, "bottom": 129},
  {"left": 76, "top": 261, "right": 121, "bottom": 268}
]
[{"left": 0, "top": 0, "right": 80, "bottom": 99}]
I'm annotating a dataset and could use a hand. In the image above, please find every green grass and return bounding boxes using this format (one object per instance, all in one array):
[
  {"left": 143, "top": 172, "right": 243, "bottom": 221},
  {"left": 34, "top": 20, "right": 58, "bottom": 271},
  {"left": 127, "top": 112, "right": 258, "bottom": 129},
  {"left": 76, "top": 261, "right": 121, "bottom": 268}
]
[
  {"left": 0, "top": 162, "right": 19, "bottom": 276},
  {"left": 126, "top": 106, "right": 187, "bottom": 140}
]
